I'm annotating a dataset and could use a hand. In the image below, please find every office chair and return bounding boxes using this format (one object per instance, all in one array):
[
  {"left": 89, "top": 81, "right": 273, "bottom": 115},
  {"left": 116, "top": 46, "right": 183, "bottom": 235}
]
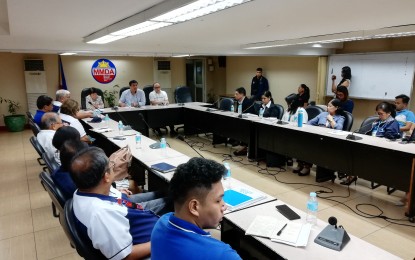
[
  {"left": 119, "top": 86, "right": 130, "bottom": 98},
  {"left": 63, "top": 199, "right": 107, "bottom": 260},
  {"left": 26, "top": 111, "right": 34, "bottom": 120},
  {"left": 142, "top": 85, "right": 154, "bottom": 106},
  {"left": 219, "top": 98, "right": 233, "bottom": 111},
  {"left": 39, "top": 171, "right": 66, "bottom": 218},
  {"left": 29, "top": 118, "right": 41, "bottom": 136},
  {"left": 274, "top": 104, "right": 284, "bottom": 120},
  {"left": 80, "top": 88, "right": 104, "bottom": 109},
  {"left": 342, "top": 111, "right": 354, "bottom": 131},
  {"left": 29, "top": 136, "right": 47, "bottom": 170},
  {"left": 358, "top": 116, "right": 378, "bottom": 134},
  {"left": 42, "top": 153, "right": 60, "bottom": 174},
  {"left": 174, "top": 86, "right": 193, "bottom": 103},
  {"left": 305, "top": 106, "right": 325, "bottom": 120}
]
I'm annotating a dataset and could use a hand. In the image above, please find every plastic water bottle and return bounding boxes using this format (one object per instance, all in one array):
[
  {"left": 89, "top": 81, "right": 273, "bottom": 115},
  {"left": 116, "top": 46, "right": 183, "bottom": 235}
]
[
  {"left": 237, "top": 104, "right": 242, "bottom": 114},
  {"left": 306, "top": 192, "right": 318, "bottom": 226},
  {"left": 135, "top": 132, "right": 142, "bottom": 149},
  {"left": 230, "top": 104, "right": 234, "bottom": 112},
  {"left": 160, "top": 137, "right": 167, "bottom": 149},
  {"left": 104, "top": 114, "right": 109, "bottom": 127},
  {"left": 297, "top": 109, "right": 303, "bottom": 127},
  {"left": 118, "top": 120, "right": 124, "bottom": 135},
  {"left": 223, "top": 162, "right": 231, "bottom": 188},
  {"left": 259, "top": 107, "right": 265, "bottom": 118}
]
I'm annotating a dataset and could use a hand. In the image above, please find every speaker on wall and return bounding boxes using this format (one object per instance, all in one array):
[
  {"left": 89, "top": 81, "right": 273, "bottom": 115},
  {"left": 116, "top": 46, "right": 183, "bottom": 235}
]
[{"left": 218, "top": 56, "right": 226, "bottom": 68}]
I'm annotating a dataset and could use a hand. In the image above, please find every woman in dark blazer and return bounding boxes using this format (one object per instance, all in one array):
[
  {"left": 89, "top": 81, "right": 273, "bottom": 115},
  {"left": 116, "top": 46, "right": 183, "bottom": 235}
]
[{"left": 255, "top": 91, "right": 280, "bottom": 118}]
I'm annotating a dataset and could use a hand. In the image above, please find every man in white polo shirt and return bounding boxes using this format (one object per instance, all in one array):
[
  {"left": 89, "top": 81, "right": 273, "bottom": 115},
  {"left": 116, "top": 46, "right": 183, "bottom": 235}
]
[{"left": 149, "top": 82, "right": 178, "bottom": 137}]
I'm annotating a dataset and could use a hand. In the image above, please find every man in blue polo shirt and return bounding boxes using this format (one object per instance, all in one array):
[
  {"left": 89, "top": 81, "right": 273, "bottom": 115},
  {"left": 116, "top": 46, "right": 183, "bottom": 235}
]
[
  {"left": 70, "top": 147, "right": 160, "bottom": 260},
  {"left": 119, "top": 79, "right": 146, "bottom": 107},
  {"left": 394, "top": 94, "right": 415, "bottom": 137},
  {"left": 33, "top": 95, "right": 54, "bottom": 126},
  {"left": 151, "top": 158, "right": 241, "bottom": 260}
]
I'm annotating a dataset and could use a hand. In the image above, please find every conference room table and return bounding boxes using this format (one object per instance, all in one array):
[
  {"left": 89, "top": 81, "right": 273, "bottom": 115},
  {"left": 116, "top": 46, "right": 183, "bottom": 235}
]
[
  {"left": 222, "top": 199, "right": 401, "bottom": 260},
  {"left": 81, "top": 110, "right": 403, "bottom": 259},
  {"left": 83, "top": 103, "right": 415, "bottom": 220}
]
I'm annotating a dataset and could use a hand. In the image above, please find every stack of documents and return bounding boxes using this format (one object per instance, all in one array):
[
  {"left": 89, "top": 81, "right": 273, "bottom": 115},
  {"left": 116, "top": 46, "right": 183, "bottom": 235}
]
[{"left": 245, "top": 215, "right": 312, "bottom": 247}]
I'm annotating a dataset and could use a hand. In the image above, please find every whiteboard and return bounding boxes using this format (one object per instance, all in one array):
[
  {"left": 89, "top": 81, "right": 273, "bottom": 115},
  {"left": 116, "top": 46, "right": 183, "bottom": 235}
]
[{"left": 326, "top": 53, "right": 415, "bottom": 100}]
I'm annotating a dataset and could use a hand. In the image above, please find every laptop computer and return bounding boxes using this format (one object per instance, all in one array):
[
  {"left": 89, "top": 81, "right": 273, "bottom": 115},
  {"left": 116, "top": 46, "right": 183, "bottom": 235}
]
[{"left": 150, "top": 162, "right": 176, "bottom": 173}]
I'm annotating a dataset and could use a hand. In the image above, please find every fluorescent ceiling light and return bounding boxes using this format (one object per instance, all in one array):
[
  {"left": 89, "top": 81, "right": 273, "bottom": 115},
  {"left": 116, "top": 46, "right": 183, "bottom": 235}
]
[
  {"left": 152, "top": 0, "right": 245, "bottom": 23},
  {"left": 87, "top": 35, "right": 127, "bottom": 44},
  {"left": 312, "top": 44, "right": 322, "bottom": 48},
  {"left": 172, "top": 54, "right": 193, "bottom": 57},
  {"left": 60, "top": 52, "right": 77, "bottom": 55},
  {"left": 244, "top": 24, "right": 415, "bottom": 50},
  {"left": 86, "top": 0, "right": 251, "bottom": 44}
]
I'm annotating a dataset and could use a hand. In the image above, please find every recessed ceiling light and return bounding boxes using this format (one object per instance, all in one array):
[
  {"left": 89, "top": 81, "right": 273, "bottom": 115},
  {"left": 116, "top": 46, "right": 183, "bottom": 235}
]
[{"left": 60, "top": 52, "right": 77, "bottom": 55}]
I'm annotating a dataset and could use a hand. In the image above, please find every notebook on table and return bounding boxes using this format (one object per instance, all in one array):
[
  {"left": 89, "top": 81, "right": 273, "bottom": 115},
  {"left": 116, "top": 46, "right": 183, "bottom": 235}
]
[
  {"left": 223, "top": 187, "right": 266, "bottom": 211},
  {"left": 150, "top": 162, "right": 176, "bottom": 173}
]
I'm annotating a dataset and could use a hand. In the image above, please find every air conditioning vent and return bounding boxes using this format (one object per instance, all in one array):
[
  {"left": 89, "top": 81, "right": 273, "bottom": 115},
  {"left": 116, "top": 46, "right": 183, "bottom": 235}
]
[
  {"left": 24, "top": 59, "right": 44, "bottom": 71},
  {"left": 157, "top": 60, "right": 170, "bottom": 70}
]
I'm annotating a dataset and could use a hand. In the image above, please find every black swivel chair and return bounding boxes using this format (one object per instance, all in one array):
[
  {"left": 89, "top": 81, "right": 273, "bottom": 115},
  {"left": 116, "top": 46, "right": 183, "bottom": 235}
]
[
  {"left": 219, "top": 98, "right": 233, "bottom": 111},
  {"left": 63, "top": 199, "right": 107, "bottom": 260},
  {"left": 358, "top": 116, "right": 378, "bottom": 134},
  {"left": 29, "top": 136, "right": 47, "bottom": 171},
  {"left": 80, "top": 88, "right": 104, "bottom": 109},
  {"left": 39, "top": 171, "right": 66, "bottom": 218},
  {"left": 142, "top": 85, "right": 154, "bottom": 106},
  {"left": 42, "top": 153, "right": 60, "bottom": 174},
  {"left": 119, "top": 86, "right": 130, "bottom": 98},
  {"left": 29, "top": 118, "right": 41, "bottom": 136},
  {"left": 305, "top": 106, "right": 325, "bottom": 120},
  {"left": 274, "top": 104, "right": 285, "bottom": 120},
  {"left": 342, "top": 111, "right": 354, "bottom": 131},
  {"left": 26, "top": 111, "right": 34, "bottom": 120},
  {"left": 174, "top": 86, "right": 193, "bottom": 103}
]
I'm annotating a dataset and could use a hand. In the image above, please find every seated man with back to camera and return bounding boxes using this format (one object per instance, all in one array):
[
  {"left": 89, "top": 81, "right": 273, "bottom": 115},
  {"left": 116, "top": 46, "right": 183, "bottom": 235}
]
[
  {"left": 54, "top": 89, "right": 93, "bottom": 119},
  {"left": 149, "top": 82, "right": 178, "bottom": 137},
  {"left": 37, "top": 112, "right": 64, "bottom": 162},
  {"left": 151, "top": 157, "right": 241, "bottom": 260},
  {"left": 70, "top": 147, "right": 168, "bottom": 260},
  {"left": 33, "top": 95, "right": 54, "bottom": 126},
  {"left": 119, "top": 80, "right": 146, "bottom": 107}
]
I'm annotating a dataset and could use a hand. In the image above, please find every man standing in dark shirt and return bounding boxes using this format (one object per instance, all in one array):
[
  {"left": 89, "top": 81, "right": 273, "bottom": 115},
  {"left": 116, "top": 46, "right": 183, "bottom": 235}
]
[{"left": 250, "top": 67, "right": 269, "bottom": 101}]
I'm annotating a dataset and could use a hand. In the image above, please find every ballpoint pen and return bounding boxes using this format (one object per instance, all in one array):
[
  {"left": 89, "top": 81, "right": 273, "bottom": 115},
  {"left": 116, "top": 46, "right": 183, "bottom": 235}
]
[{"left": 277, "top": 223, "right": 287, "bottom": 236}]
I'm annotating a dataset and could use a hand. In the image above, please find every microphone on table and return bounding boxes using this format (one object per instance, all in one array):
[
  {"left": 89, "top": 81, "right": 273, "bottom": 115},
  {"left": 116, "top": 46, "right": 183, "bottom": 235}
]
[
  {"left": 346, "top": 120, "right": 375, "bottom": 141},
  {"left": 111, "top": 107, "right": 132, "bottom": 130},
  {"left": 88, "top": 101, "right": 103, "bottom": 113},
  {"left": 206, "top": 98, "right": 221, "bottom": 112},
  {"left": 138, "top": 113, "right": 165, "bottom": 149},
  {"left": 176, "top": 135, "right": 205, "bottom": 158},
  {"left": 314, "top": 216, "right": 350, "bottom": 251},
  {"left": 237, "top": 101, "right": 256, "bottom": 118}
]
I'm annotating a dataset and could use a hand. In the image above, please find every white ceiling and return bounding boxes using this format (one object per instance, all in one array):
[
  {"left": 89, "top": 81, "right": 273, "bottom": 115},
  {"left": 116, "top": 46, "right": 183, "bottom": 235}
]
[{"left": 1, "top": 0, "right": 415, "bottom": 56}]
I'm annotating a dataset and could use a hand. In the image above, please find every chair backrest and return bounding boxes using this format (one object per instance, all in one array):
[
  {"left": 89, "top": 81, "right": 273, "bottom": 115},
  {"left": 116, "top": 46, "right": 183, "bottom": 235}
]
[
  {"left": 119, "top": 86, "right": 130, "bottom": 98},
  {"left": 174, "top": 86, "right": 193, "bottom": 103},
  {"left": 358, "top": 116, "right": 378, "bottom": 134},
  {"left": 30, "top": 136, "right": 46, "bottom": 157},
  {"left": 42, "top": 153, "right": 60, "bottom": 173},
  {"left": 342, "top": 111, "right": 354, "bottom": 131},
  {"left": 29, "top": 118, "right": 41, "bottom": 136},
  {"left": 305, "top": 106, "right": 325, "bottom": 120},
  {"left": 63, "top": 199, "right": 107, "bottom": 260},
  {"left": 274, "top": 104, "right": 284, "bottom": 120},
  {"left": 39, "top": 171, "right": 66, "bottom": 216},
  {"left": 219, "top": 98, "right": 233, "bottom": 111},
  {"left": 26, "top": 111, "right": 34, "bottom": 120},
  {"left": 142, "top": 85, "right": 154, "bottom": 106},
  {"left": 80, "top": 88, "right": 104, "bottom": 109}
]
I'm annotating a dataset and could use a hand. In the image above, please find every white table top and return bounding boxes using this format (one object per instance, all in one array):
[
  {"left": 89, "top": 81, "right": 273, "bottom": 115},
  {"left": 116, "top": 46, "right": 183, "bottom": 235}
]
[{"left": 224, "top": 200, "right": 401, "bottom": 260}]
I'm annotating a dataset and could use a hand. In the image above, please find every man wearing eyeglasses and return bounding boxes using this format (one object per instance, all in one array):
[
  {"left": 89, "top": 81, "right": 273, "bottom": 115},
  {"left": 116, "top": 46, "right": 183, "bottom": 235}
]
[
  {"left": 70, "top": 147, "right": 169, "bottom": 260},
  {"left": 149, "top": 82, "right": 178, "bottom": 137}
]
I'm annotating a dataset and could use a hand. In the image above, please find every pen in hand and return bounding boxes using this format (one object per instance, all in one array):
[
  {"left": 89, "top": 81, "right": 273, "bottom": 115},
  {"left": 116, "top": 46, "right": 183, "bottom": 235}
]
[{"left": 277, "top": 223, "right": 287, "bottom": 236}]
